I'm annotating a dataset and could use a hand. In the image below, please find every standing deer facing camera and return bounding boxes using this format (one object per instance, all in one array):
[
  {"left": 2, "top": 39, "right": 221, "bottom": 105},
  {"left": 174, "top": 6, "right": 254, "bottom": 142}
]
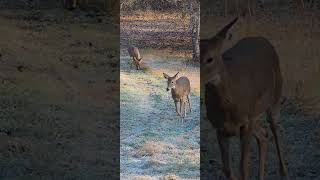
[
  {"left": 163, "top": 72, "right": 191, "bottom": 118},
  {"left": 128, "top": 46, "right": 143, "bottom": 70},
  {"left": 201, "top": 17, "right": 288, "bottom": 180}
]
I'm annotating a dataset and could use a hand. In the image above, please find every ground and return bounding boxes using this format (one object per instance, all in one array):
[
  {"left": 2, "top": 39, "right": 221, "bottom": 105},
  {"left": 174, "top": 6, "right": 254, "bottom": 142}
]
[
  {"left": 120, "top": 54, "right": 200, "bottom": 179},
  {"left": 0, "top": 9, "right": 119, "bottom": 179},
  {"left": 201, "top": 100, "right": 320, "bottom": 180}
]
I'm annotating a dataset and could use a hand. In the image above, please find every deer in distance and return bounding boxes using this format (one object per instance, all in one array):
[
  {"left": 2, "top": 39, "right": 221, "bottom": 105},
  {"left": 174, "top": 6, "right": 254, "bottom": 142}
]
[
  {"left": 127, "top": 45, "right": 143, "bottom": 70},
  {"left": 163, "top": 72, "right": 191, "bottom": 119},
  {"left": 201, "top": 17, "right": 288, "bottom": 180}
]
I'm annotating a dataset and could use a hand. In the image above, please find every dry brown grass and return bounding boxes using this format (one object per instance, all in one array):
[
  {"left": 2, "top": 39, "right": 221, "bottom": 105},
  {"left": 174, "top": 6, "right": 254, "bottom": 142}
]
[
  {"left": 120, "top": 11, "right": 192, "bottom": 52},
  {"left": 121, "top": 10, "right": 190, "bottom": 23},
  {"left": 133, "top": 141, "right": 175, "bottom": 157}
]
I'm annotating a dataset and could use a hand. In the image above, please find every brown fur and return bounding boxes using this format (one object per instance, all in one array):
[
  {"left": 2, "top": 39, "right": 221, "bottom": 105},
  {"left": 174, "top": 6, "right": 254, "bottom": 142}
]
[
  {"left": 163, "top": 72, "right": 191, "bottom": 118},
  {"left": 128, "top": 46, "right": 143, "bottom": 70},
  {"left": 201, "top": 17, "right": 288, "bottom": 180}
]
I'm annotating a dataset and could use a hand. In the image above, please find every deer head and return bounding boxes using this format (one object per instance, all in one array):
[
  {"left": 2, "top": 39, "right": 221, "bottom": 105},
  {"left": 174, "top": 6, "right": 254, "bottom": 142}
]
[
  {"left": 200, "top": 17, "right": 238, "bottom": 84},
  {"left": 163, "top": 72, "right": 179, "bottom": 91}
]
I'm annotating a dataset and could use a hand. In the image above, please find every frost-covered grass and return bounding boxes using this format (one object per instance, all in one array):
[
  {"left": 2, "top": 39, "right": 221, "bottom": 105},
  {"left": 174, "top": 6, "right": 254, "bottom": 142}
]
[{"left": 120, "top": 53, "right": 200, "bottom": 179}]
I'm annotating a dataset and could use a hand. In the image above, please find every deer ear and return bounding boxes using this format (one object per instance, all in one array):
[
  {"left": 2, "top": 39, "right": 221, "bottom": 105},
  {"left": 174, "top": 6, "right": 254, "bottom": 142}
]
[
  {"left": 163, "top": 73, "right": 169, "bottom": 79},
  {"left": 212, "top": 17, "right": 238, "bottom": 40},
  {"left": 173, "top": 72, "right": 179, "bottom": 79}
]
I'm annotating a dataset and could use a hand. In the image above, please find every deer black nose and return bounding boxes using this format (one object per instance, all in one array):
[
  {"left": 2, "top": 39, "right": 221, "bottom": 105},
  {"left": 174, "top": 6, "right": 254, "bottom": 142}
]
[{"left": 166, "top": 88, "right": 169, "bottom": 91}]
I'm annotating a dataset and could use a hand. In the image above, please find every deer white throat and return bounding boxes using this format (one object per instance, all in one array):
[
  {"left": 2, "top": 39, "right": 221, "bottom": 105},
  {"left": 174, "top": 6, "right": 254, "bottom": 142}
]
[{"left": 209, "top": 74, "right": 221, "bottom": 85}]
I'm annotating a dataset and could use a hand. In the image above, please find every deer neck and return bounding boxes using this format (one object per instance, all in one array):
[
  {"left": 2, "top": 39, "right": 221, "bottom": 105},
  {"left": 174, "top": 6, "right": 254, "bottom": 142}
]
[{"left": 207, "top": 63, "right": 233, "bottom": 107}]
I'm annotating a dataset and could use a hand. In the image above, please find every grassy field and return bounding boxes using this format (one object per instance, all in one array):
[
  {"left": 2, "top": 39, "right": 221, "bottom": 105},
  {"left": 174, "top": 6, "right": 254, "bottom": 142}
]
[
  {"left": 120, "top": 11, "right": 200, "bottom": 179},
  {"left": 120, "top": 57, "right": 200, "bottom": 179}
]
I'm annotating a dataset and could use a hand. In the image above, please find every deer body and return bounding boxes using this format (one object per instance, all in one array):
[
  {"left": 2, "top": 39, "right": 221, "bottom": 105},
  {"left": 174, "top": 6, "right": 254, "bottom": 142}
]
[
  {"left": 128, "top": 46, "right": 142, "bottom": 70},
  {"left": 206, "top": 37, "right": 282, "bottom": 135},
  {"left": 201, "top": 18, "right": 288, "bottom": 180},
  {"left": 164, "top": 72, "right": 191, "bottom": 118}
]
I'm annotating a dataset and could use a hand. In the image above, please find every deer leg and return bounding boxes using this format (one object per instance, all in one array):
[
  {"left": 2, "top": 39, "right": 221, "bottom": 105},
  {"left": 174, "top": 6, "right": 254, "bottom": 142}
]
[
  {"left": 175, "top": 101, "right": 181, "bottom": 116},
  {"left": 135, "top": 59, "right": 139, "bottom": 70},
  {"left": 183, "top": 99, "right": 186, "bottom": 118},
  {"left": 180, "top": 99, "right": 183, "bottom": 117},
  {"left": 240, "top": 121, "right": 254, "bottom": 180},
  {"left": 134, "top": 58, "right": 139, "bottom": 70},
  {"left": 217, "top": 131, "right": 236, "bottom": 180},
  {"left": 254, "top": 122, "right": 268, "bottom": 180},
  {"left": 187, "top": 95, "right": 191, "bottom": 112},
  {"left": 131, "top": 57, "right": 134, "bottom": 69},
  {"left": 180, "top": 99, "right": 185, "bottom": 118},
  {"left": 267, "top": 108, "right": 288, "bottom": 177}
]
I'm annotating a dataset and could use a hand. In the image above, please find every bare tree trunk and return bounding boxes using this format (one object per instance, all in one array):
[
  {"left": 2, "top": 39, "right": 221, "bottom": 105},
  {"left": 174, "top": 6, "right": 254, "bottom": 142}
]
[{"left": 189, "top": 0, "right": 200, "bottom": 62}]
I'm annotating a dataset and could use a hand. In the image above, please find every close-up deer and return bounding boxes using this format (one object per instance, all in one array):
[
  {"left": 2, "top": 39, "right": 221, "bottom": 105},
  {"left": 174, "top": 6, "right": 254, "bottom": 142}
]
[
  {"left": 163, "top": 72, "right": 191, "bottom": 119},
  {"left": 201, "top": 17, "right": 288, "bottom": 180},
  {"left": 128, "top": 45, "right": 143, "bottom": 70}
]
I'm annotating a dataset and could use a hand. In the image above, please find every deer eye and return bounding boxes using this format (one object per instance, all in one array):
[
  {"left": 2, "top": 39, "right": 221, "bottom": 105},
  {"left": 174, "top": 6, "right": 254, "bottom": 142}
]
[
  {"left": 171, "top": 82, "right": 173, "bottom": 84},
  {"left": 207, "top": 58, "right": 213, "bottom": 63}
]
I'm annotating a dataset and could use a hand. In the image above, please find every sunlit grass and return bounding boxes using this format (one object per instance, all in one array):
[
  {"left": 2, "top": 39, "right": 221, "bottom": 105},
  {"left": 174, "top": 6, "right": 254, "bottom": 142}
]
[{"left": 121, "top": 10, "right": 190, "bottom": 23}]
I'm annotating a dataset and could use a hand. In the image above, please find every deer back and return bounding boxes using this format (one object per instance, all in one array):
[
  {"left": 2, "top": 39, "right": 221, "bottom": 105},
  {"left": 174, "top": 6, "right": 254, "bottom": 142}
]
[
  {"left": 171, "top": 76, "right": 191, "bottom": 99},
  {"left": 128, "top": 46, "right": 141, "bottom": 59}
]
